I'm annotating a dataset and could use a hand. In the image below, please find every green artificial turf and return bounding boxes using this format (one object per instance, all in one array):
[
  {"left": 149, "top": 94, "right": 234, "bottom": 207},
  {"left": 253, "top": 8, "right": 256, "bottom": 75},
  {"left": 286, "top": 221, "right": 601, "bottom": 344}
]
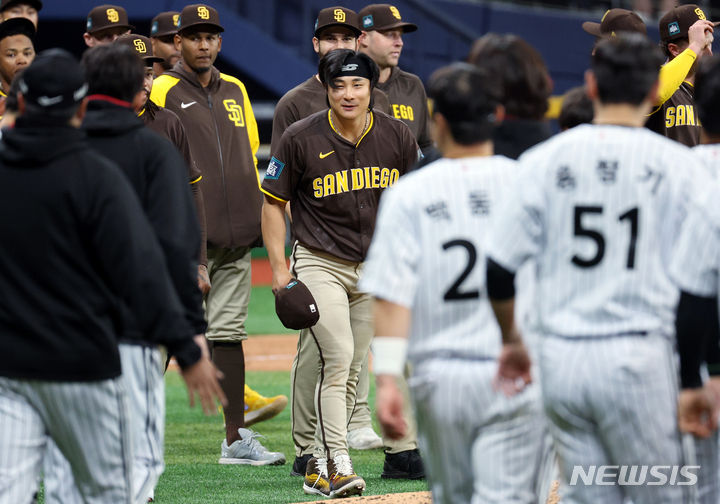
[{"left": 157, "top": 370, "right": 428, "bottom": 504}]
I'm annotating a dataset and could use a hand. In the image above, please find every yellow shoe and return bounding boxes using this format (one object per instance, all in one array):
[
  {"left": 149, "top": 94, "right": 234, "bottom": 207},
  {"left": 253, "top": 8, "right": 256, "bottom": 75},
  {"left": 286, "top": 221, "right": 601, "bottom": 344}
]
[
  {"left": 328, "top": 454, "right": 365, "bottom": 498},
  {"left": 244, "top": 384, "right": 288, "bottom": 427},
  {"left": 303, "top": 457, "right": 330, "bottom": 497}
]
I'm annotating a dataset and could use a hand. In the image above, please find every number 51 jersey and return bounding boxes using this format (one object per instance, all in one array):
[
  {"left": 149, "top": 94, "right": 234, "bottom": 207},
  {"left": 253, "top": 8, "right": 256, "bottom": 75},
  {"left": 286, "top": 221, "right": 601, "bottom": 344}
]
[
  {"left": 487, "top": 124, "right": 700, "bottom": 339},
  {"left": 360, "top": 155, "right": 515, "bottom": 363}
]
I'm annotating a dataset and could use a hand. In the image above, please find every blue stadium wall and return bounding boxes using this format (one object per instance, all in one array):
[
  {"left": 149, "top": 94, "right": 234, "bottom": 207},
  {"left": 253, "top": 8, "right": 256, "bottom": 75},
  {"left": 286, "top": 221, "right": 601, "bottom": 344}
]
[{"left": 38, "top": 0, "right": 673, "bottom": 100}]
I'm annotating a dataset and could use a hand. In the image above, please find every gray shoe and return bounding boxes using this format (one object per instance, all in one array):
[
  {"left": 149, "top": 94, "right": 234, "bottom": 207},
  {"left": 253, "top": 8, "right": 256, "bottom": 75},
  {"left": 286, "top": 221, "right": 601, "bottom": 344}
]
[{"left": 218, "top": 428, "right": 286, "bottom": 466}]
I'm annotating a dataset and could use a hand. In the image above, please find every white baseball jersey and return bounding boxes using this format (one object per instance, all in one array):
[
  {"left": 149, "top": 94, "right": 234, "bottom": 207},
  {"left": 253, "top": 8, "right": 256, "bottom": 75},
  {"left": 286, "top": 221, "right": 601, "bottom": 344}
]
[
  {"left": 360, "top": 155, "right": 516, "bottom": 363},
  {"left": 361, "top": 155, "right": 548, "bottom": 504},
  {"left": 694, "top": 144, "right": 720, "bottom": 180},
  {"left": 671, "top": 147, "right": 720, "bottom": 504},
  {"left": 671, "top": 149, "right": 720, "bottom": 298},
  {"left": 487, "top": 124, "right": 699, "bottom": 338}
]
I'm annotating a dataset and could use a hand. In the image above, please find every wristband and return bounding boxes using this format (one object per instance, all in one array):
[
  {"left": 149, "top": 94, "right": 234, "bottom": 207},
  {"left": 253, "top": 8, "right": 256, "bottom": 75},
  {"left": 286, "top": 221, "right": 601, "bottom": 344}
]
[{"left": 371, "top": 337, "right": 408, "bottom": 376}]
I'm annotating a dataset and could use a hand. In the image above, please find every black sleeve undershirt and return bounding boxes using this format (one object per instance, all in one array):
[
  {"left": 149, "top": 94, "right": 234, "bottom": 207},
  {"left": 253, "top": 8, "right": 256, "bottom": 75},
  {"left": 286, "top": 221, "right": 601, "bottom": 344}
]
[
  {"left": 486, "top": 257, "right": 516, "bottom": 301},
  {"left": 676, "top": 290, "right": 719, "bottom": 388}
]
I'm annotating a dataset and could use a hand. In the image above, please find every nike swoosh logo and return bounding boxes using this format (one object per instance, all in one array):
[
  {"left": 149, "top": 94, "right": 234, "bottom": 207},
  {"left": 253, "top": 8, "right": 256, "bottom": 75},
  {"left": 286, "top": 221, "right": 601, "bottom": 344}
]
[
  {"left": 319, "top": 151, "right": 335, "bottom": 159},
  {"left": 181, "top": 101, "right": 197, "bottom": 109}
]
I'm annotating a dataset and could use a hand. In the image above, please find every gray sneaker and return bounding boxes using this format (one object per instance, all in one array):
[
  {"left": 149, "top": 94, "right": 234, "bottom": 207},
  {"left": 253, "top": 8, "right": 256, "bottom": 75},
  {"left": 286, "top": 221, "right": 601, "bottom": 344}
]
[{"left": 218, "top": 428, "right": 286, "bottom": 466}]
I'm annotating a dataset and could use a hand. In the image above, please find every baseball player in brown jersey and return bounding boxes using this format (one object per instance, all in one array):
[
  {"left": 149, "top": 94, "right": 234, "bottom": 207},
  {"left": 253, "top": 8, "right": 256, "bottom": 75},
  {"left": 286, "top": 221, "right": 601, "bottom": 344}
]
[
  {"left": 646, "top": 4, "right": 715, "bottom": 146},
  {"left": 83, "top": 4, "right": 132, "bottom": 48},
  {"left": 358, "top": 4, "right": 432, "bottom": 154},
  {"left": 115, "top": 32, "right": 209, "bottom": 292},
  {"left": 262, "top": 49, "right": 417, "bottom": 498},
  {"left": 270, "top": 7, "right": 390, "bottom": 153},
  {"left": 358, "top": 3, "right": 429, "bottom": 477},
  {"left": 148, "top": 7, "right": 286, "bottom": 428},
  {"left": 151, "top": 4, "right": 286, "bottom": 466},
  {"left": 149, "top": 11, "right": 180, "bottom": 77},
  {"left": 271, "top": 6, "right": 387, "bottom": 475}
]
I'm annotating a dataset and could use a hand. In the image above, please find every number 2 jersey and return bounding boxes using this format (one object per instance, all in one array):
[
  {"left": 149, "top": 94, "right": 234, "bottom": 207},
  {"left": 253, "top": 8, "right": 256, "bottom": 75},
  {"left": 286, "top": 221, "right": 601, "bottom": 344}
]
[
  {"left": 360, "top": 155, "right": 516, "bottom": 363},
  {"left": 487, "top": 124, "right": 700, "bottom": 338}
]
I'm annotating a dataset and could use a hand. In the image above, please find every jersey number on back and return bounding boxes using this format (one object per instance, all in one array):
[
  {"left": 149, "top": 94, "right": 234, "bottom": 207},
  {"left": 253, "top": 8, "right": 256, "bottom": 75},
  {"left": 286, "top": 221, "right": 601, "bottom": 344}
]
[
  {"left": 442, "top": 239, "right": 480, "bottom": 301},
  {"left": 572, "top": 206, "right": 639, "bottom": 269}
]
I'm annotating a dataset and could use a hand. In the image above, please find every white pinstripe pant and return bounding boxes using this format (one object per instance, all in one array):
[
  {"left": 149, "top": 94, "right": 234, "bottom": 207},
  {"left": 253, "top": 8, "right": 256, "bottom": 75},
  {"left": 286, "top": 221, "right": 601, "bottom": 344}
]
[
  {"left": 540, "top": 334, "right": 690, "bottom": 504},
  {"left": 0, "top": 375, "right": 132, "bottom": 504},
  {"left": 409, "top": 359, "right": 546, "bottom": 504},
  {"left": 44, "top": 344, "right": 164, "bottom": 504}
]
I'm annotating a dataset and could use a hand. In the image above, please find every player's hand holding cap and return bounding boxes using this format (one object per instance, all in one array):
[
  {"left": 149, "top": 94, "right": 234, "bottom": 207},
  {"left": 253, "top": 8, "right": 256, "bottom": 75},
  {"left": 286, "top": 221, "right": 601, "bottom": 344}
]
[
  {"left": 659, "top": 4, "right": 715, "bottom": 43},
  {"left": 274, "top": 279, "right": 320, "bottom": 330}
]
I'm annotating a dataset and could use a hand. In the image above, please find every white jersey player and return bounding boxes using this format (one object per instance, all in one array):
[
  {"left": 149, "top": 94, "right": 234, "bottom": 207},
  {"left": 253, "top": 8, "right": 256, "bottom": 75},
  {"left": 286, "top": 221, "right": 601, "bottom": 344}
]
[
  {"left": 486, "top": 34, "right": 699, "bottom": 504},
  {"left": 669, "top": 56, "right": 720, "bottom": 504},
  {"left": 360, "top": 63, "right": 546, "bottom": 504}
]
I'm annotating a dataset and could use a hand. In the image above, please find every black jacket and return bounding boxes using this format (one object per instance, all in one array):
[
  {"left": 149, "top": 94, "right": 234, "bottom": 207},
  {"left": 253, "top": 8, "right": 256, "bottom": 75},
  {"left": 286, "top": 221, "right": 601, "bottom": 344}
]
[
  {"left": 83, "top": 99, "right": 207, "bottom": 341},
  {"left": 494, "top": 119, "right": 552, "bottom": 160},
  {"left": 0, "top": 121, "right": 198, "bottom": 381}
]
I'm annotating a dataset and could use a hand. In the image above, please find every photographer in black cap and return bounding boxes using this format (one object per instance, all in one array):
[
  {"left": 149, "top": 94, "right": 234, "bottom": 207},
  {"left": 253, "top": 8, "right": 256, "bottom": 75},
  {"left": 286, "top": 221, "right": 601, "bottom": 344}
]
[
  {"left": 41, "top": 43, "right": 226, "bottom": 504},
  {"left": 0, "top": 48, "right": 224, "bottom": 504}
]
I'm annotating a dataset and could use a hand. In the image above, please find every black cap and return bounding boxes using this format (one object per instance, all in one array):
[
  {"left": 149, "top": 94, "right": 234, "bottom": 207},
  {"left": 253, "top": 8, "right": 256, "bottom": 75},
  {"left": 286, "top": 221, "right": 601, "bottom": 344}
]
[
  {"left": 177, "top": 4, "right": 223, "bottom": 34},
  {"left": 314, "top": 7, "right": 360, "bottom": 38},
  {"left": 358, "top": 4, "right": 417, "bottom": 33},
  {"left": 0, "top": 0, "right": 42, "bottom": 12},
  {"left": 115, "top": 33, "right": 162, "bottom": 64},
  {"left": 275, "top": 279, "right": 320, "bottom": 330},
  {"left": 86, "top": 5, "right": 133, "bottom": 34},
  {"left": 18, "top": 49, "right": 87, "bottom": 109},
  {"left": 0, "top": 17, "right": 35, "bottom": 42},
  {"left": 150, "top": 11, "right": 179, "bottom": 38},
  {"left": 582, "top": 9, "right": 647, "bottom": 37},
  {"left": 659, "top": 4, "right": 715, "bottom": 43}
]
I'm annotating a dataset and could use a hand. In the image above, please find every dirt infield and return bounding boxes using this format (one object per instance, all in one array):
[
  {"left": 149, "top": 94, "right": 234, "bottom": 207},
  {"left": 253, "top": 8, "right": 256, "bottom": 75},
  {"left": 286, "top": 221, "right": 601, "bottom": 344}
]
[
  {"left": 290, "top": 491, "right": 432, "bottom": 503},
  {"left": 290, "top": 483, "right": 561, "bottom": 503},
  {"left": 245, "top": 333, "right": 298, "bottom": 371}
]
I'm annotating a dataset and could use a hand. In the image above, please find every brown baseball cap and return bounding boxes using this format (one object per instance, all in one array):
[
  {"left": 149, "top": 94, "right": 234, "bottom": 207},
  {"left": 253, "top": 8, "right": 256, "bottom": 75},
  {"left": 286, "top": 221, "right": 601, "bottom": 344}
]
[
  {"left": 115, "top": 33, "right": 163, "bottom": 64},
  {"left": 582, "top": 9, "right": 647, "bottom": 37},
  {"left": 150, "top": 11, "right": 179, "bottom": 38},
  {"left": 659, "top": 4, "right": 716, "bottom": 43},
  {"left": 359, "top": 4, "right": 417, "bottom": 33},
  {"left": 314, "top": 7, "right": 360, "bottom": 38},
  {"left": 275, "top": 279, "right": 320, "bottom": 330},
  {"left": 86, "top": 5, "right": 133, "bottom": 34},
  {"left": 0, "top": 0, "right": 42, "bottom": 12},
  {"left": 177, "top": 4, "right": 223, "bottom": 34}
]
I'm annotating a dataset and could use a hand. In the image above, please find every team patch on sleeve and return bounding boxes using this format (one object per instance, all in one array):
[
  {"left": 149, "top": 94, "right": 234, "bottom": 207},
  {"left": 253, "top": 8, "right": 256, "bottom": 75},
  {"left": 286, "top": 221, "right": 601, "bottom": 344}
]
[{"left": 265, "top": 156, "right": 285, "bottom": 180}]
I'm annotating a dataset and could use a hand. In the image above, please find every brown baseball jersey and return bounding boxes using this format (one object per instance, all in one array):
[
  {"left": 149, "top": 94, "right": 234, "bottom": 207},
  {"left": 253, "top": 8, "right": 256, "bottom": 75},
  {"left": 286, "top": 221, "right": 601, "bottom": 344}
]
[
  {"left": 376, "top": 66, "right": 432, "bottom": 152},
  {"left": 142, "top": 99, "right": 202, "bottom": 183},
  {"left": 646, "top": 81, "right": 700, "bottom": 147},
  {"left": 141, "top": 99, "right": 208, "bottom": 265},
  {"left": 262, "top": 109, "right": 418, "bottom": 262},
  {"left": 270, "top": 75, "right": 391, "bottom": 153}
]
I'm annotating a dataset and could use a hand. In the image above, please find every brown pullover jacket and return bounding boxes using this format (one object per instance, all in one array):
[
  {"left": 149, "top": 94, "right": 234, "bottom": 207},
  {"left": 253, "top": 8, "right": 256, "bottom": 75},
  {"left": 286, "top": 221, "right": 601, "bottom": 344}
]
[{"left": 151, "top": 62, "right": 263, "bottom": 249}]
